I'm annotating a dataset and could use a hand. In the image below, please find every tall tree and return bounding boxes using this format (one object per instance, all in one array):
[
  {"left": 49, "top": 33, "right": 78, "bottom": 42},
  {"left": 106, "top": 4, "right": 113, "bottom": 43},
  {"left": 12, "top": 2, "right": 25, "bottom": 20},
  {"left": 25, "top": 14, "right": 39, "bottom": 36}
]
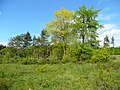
[
  {"left": 40, "top": 29, "right": 49, "bottom": 46},
  {"left": 32, "top": 36, "right": 40, "bottom": 46},
  {"left": 111, "top": 36, "right": 115, "bottom": 47},
  {"left": 39, "top": 29, "right": 50, "bottom": 58},
  {"left": 46, "top": 8, "right": 74, "bottom": 55},
  {"left": 111, "top": 36, "right": 115, "bottom": 55},
  {"left": 8, "top": 32, "right": 32, "bottom": 49},
  {"left": 8, "top": 35, "right": 23, "bottom": 49},
  {"left": 23, "top": 31, "right": 32, "bottom": 48},
  {"left": 73, "top": 6, "right": 102, "bottom": 47},
  {"left": 104, "top": 35, "right": 110, "bottom": 47}
]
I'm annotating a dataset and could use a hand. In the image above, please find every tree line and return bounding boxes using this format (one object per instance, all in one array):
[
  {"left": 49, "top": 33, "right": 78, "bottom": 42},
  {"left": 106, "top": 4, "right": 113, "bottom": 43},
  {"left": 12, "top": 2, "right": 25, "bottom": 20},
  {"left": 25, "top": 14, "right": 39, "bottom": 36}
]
[{"left": 0, "top": 6, "right": 117, "bottom": 64}]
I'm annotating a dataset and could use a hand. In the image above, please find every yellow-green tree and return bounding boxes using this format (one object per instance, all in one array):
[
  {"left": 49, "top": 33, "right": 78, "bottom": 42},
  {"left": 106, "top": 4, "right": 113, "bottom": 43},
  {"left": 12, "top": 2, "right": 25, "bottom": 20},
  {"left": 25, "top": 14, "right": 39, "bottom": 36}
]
[{"left": 46, "top": 8, "right": 74, "bottom": 55}]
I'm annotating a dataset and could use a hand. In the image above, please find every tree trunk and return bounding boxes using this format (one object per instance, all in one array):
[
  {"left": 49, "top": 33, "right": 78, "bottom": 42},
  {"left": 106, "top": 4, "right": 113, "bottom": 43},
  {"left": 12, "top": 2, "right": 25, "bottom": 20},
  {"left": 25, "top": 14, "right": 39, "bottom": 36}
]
[{"left": 82, "top": 35, "right": 85, "bottom": 43}]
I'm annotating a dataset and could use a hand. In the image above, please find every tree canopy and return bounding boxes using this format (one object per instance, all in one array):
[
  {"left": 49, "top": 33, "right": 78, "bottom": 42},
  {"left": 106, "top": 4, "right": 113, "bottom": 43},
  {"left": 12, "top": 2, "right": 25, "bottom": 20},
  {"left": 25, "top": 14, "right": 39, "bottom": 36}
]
[{"left": 0, "top": 6, "right": 113, "bottom": 64}]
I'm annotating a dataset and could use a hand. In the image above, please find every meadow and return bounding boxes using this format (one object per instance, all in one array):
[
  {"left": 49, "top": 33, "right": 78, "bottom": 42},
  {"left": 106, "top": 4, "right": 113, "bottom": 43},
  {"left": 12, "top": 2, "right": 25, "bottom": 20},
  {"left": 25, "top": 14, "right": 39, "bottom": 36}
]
[
  {"left": 0, "top": 2, "right": 120, "bottom": 90},
  {"left": 0, "top": 60, "right": 120, "bottom": 90}
]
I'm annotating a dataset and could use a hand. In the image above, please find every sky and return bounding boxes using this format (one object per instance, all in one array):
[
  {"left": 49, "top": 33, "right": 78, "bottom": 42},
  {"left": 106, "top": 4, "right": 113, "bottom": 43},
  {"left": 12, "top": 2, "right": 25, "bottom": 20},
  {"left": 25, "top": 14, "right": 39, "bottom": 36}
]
[{"left": 0, "top": 0, "right": 120, "bottom": 46}]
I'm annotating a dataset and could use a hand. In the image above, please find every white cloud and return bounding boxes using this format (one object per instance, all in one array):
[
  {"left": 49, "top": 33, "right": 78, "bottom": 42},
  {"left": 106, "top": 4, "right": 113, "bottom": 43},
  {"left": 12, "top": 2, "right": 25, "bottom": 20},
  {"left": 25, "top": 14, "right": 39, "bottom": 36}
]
[
  {"left": 98, "top": 24, "right": 120, "bottom": 47},
  {"left": 0, "top": 42, "right": 8, "bottom": 46},
  {"left": 98, "top": 24, "right": 117, "bottom": 34},
  {"left": 103, "top": 24, "right": 117, "bottom": 30},
  {"left": 98, "top": 13, "right": 120, "bottom": 21}
]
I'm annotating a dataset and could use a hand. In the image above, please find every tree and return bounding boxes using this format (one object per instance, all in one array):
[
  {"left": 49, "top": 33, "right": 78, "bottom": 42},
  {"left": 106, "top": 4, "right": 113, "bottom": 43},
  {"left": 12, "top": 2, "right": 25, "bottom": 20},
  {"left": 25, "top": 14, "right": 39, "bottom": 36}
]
[
  {"left": 111, "top": 36, "right": 115, "bottom": 55},
  {"left": 8, "top": 32, "right": 32, "bottom": 49},
  {"left": 32, "top": 36, "right": 40, "bottom": 46},
  {"left": 0, "top": 44, "right": 6, "bottom": 50},
  {"left": 111, "top": 36, "right": 115, "bottom": 47},
  {"left": 40, "top": 29, "right": 49, "bottom": 46},
  {"left": 73, "top": 6, "right": 102, "bottom": 47},
  {"left": 46, "top": 8, "right": 74, "bottom": 55},
  {"left": 23, "top": 31, "right": 32, "bottom": 48},
  {"left": 8, "top": 35, "right": 23, "bottom": 49},
  {"left": 104, "top": 35, "right": 110, "bottom": 47}
]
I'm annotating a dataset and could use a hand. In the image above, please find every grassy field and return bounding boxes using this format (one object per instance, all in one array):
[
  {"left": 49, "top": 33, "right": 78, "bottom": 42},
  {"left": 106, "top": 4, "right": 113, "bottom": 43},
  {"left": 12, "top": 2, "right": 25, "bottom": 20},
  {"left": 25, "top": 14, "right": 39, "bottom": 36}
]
[{"left": 0, "top": 60, "right": 120, "bottom": 90}]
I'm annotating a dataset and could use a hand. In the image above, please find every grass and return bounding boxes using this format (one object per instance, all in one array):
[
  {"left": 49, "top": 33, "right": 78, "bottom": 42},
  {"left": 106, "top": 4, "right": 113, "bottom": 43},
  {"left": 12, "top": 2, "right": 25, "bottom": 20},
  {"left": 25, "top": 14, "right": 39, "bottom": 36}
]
[{"left": 0, "top": 60, "right": 120, "bottom": 90}]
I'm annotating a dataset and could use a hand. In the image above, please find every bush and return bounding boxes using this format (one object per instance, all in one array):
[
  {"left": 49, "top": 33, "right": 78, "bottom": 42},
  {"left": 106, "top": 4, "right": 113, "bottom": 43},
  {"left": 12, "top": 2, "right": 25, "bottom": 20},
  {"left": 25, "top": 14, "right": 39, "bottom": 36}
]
[
  {"left": 62, "top": 41, "right": 93, "bottom": 62},
  {"left": 21, "top": 57, "right": 38, "bottom": 64},
  {"left": 62, "top": 54, "right": 77, "bottom": 63},
  {"left": 49, "top": 43, "right": 64, "bottom": 61},
  {"left": 79, "top": 45, "right": 93, "bottom": 61},
  {"left": 90, "top": 48, "right": 110, "bottom": 63}
]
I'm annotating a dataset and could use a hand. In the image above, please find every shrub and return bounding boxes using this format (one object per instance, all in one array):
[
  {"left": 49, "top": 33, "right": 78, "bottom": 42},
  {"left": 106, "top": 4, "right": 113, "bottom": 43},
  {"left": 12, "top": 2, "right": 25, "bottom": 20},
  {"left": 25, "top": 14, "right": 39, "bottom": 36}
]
[
  {"left": 21, "top": 57, "right": 38, "bottom": 64},
  {"left": 62, "top": 41, "right": 93, "bottom": 62},
  {"left": 79, "top": 45, "right": 93, "bottom": 61},
  {"left": 49, "top": 43, "right": 64, "bottom": 61},
  {"left": 90, "top": 48, "right": 110, "bottom": 63},
  {"left": 62, "top": 54, "right": 77, "bottom": 63}
]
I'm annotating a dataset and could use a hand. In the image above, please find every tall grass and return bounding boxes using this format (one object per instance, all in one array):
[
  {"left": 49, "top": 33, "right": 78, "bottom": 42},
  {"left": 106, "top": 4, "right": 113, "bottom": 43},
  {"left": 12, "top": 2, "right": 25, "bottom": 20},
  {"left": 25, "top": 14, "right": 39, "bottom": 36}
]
[{"left": 0, "top": 60, "right": 120, "bottom": 90}]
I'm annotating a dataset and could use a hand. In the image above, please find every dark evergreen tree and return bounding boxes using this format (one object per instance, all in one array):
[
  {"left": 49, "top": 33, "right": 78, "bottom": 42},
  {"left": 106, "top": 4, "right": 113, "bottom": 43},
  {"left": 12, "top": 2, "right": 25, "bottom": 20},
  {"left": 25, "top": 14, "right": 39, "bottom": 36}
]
[
  {"left": 32, "top": 36, "right": 40, "bottom": 46},
  {"left": 104, "top": 35, "right": 110, "bottom": 47},
  {"left": 0, "top": 44, "right": 6, "bottom": 50},
  {"left": 40, "top": 29, "right": 49, "bottom": 46},
  {"left": 23, "top": 31, "right": 32, "bottom": 48},
  {"left": 8, "top": 32, "right": 32, "bottom": 49},
  {"left": 111, "top": 36, "right": 115, "bottom": 47},
  {"left": 111, "top": 36, "right": 115, "bottom": 55}
]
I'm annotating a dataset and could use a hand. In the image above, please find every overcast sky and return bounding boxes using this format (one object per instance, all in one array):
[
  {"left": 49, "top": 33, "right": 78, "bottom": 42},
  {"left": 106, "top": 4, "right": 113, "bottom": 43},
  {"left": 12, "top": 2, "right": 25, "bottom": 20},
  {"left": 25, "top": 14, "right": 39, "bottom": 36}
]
[{"left": 0, "top": 0, "right": 120, "bottom": 46}]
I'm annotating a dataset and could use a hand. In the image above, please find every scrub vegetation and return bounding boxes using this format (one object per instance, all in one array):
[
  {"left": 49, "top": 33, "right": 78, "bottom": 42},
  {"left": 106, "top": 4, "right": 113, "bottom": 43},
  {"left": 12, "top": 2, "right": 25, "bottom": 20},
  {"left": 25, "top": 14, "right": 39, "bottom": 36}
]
[{"left": 0, "top": 6, "right": 120, "bottom": 90}]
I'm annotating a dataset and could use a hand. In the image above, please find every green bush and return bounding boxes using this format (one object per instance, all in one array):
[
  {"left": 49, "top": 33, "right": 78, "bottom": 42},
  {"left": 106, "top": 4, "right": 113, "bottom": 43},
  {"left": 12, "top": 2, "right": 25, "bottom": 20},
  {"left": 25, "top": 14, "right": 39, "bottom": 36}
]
[
  {"left": 49, "top": 43, "right": 64, "bottom": 60},
  {"left": 21, "top": 57, "right": 38, "bottom": 64},
  {"left": 90, "top": 48, "right": 110, "bottom": 63},
  {"left": 62, "top": 41, "right": 93, "bottom": 62},
  {"left": 62, "top": 54, "right": 77, "bottom": 63},
  {"left": 79, "top": 45, "right": 93, "bottom": 61},
  {"left": 108, "top": 47, "right": 120, "bottom": 55}
]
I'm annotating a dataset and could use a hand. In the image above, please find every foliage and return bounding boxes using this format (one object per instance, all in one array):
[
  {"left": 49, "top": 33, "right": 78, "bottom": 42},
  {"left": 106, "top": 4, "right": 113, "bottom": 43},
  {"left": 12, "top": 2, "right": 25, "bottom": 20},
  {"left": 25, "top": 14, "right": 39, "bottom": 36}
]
[
  {"left": 90, "top": 48, "right": 110, "bottom": 63},
  {"left": 8, "top": 31, "right": 32, "bottom": 49},
  {"left": 0, "top": 6, "right": 115, "bottom": 64},
  {"left": 109, "top": 47, "right": 120, "bottom": 55},
  {"left": 46, "top": 8, "right": 74, "bottom": 55},
  {"left": 32, "top": 36, "right": 40, "bottom": 46},
  {"left": 40, "top": 29, "right": 50, "bottom": 46},
  {"left": 0, "top": 5, "right": 120, "bottom": 90},
  {"left": 111, "top": 36, "right": 115, "bottom": 47},
  {"left": 104, "top": 35, "right": 110, "bottom": 47},
  {"left": 62, "top": 41, "right": 93, "bottom": 62},
  {"left": 0, "top": 44, "right": 6, "bottom": 50},
  {"left": 0, "top": 61, "right": 120, "bottom": 90},
  {"left": 49, "top": 43, "right": 64, "bottom": 60},
  {"left": 73, "top": 6, "right": 102, "bottom": 47}
]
